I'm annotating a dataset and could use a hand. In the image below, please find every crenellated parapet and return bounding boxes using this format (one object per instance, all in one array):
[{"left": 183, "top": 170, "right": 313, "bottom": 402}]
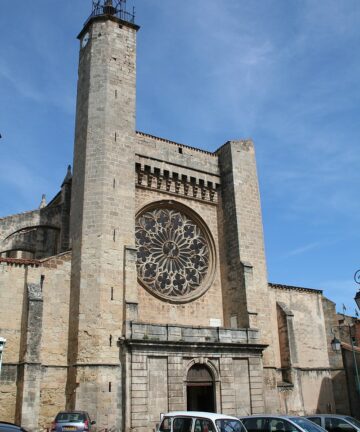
[{"left": 135, "top": 159, "right": 220, "bottom": 204}]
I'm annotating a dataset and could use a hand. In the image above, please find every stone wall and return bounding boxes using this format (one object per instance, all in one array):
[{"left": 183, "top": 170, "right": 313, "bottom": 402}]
[
  {"left": 270, "top": 284, "right": 335, "bottom": 415},
  {"left": 135, "top": 187, "right": 223, "bottom": 327},
  {"left": 0, "top": 260, "right": 31, "bottom": 422},
  {"left": 123, "top": 334, "right": 265, "bottom": 432},
  {"left": 134, "top": 132, "right": 219, "bottom": 177},
  {"left": 0, "top": 253, "right": 72, "bottom": 430}
]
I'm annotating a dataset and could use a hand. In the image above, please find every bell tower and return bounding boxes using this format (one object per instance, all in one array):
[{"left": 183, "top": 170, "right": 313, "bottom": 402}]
[{"left": 68, "top": 1, "right": 139, "bottom": 428}]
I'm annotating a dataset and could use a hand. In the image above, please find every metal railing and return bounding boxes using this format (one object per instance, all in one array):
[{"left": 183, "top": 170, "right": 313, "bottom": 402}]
[{"left": 87, "top": 0, "right": 135, "bottom": 25}]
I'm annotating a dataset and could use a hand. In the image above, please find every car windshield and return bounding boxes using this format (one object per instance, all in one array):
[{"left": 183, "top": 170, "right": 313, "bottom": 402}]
[
  {"left": 215, "top": 419, "right": 245, "bottom": 432},
  {"left": 55, "top": 413, "right": 86, "bottom": 423},
  {"left": 345, "top": 418, "right": 360, "bottom": 429},
  {"left": 290, "top": 418, "right": 324, "bottom": 432}
]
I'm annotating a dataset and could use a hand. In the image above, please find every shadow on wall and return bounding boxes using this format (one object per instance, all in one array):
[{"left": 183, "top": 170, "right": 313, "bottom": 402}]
[
  {"left": 317, "top": 373, "right": 354, "bottom": 417},
  {"left": 316, "top": 376, "right": 335, "bottom": 414},
  {"left": 342, "top": 347, "right": 360, "bottom": 419},
  {"left": 0, "top": 224, "right": 60, "bottom": 258},
  {"left": 330, "top": 369, "right": 351, "bottom": 416}
]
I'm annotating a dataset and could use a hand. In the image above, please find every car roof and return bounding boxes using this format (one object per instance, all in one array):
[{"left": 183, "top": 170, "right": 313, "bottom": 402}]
[
  {"left": 56, "top": 411, "right": 88, "bottom": 414},
  {"left": 162, "top": 412, "right": 240, "bottom": 421},
  {"left": 305, "top": 415, "right": 352, "bottom": 419},
  {"left": 241, "top": 415, "right": 300, "bottom": 419},
  {"left": 0, "top": 424, "right": 24, "bottom": 432}
]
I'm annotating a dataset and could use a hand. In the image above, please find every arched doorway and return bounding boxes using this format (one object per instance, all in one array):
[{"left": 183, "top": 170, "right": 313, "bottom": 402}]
[{"left": 186, "top": 364, "right": 215, "bottom": 412}]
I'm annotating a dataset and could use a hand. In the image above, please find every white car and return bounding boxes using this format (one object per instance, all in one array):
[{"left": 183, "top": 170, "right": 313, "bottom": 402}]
[{"left": 158, "top": 411, "right": 246, "bottom": 432}]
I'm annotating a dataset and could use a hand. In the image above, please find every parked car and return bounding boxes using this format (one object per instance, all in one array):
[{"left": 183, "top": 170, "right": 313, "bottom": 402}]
[
  {"left": 305, "top": 415, "right": 360, "bottom": 432},
  {"left": 158, "top": 411, "right": 246, "bottom": 432},
  {"left": 51, "top": 411, "right": 96, "bottom": 432},
  {"left": 240, "top": 415, "right": 327, "bottom": 432},
  {"left": 0, "top": 422, "right": 28, "bottom": 432}
]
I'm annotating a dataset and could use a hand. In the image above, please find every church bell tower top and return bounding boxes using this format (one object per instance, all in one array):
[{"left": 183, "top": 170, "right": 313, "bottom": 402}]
[{"left": 79, "top": 0, "right": 139, "bottom": 38}]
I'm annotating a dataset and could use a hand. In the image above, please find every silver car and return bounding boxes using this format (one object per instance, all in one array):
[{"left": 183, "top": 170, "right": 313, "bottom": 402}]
[
  {"left": 51, "top": 411, "right": 96, "bottom": 432},
  {"left": 305, "top": 415, "right": 360, "bottom": 432},
  {"left": 0, "top": 422, "right": 28, "bottom": 432},
  {"left": 240, "top": 415, "right": 327, "bottom": 432}
]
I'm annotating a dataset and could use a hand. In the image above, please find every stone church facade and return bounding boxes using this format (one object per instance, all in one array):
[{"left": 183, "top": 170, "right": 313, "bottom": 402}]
[{"left": 0, "top": 3, "right": 351, "bottom": 431}]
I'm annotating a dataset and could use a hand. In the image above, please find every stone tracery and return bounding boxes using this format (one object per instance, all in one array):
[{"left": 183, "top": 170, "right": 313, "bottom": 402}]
[{"left": 136, "top": 206, "right": 210, "bottom": 300}]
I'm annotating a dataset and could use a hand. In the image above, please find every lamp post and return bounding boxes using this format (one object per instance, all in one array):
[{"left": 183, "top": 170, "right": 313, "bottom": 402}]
[{"left": 0, "top": 337, "right": 6, "bottom": 378}]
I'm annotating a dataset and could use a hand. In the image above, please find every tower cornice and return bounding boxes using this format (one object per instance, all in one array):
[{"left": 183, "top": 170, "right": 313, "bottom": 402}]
[{"left": 78, "top": 13, "right": 140, "bottom": 40}]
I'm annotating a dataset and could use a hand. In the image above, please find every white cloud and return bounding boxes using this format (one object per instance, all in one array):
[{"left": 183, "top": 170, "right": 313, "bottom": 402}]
[
  {"left": 284, "top": 242, "right": 322, "bottom": 258},
  {"left": 0, "top": 62, "right": 43, "bottom": 103}
]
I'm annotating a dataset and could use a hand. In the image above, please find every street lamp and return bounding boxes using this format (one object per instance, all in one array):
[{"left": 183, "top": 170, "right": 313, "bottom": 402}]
[
  {"left": 0, "top": 337, "right": 6, "bottom": 378},
  {"left": 330, "top": 335, "right": 341, "bottom": 352}
]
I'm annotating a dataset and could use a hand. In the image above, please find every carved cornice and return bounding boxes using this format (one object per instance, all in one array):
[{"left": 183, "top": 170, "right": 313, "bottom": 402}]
[
  {"left": 269, "top": 282, "right": 323, "bottom": 295},
  {"left": 136, "top": 165, "right": 219, "bottom": 204}
]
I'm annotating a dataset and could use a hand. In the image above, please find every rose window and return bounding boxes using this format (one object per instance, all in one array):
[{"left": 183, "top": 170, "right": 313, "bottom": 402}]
[{"left": 136, "top": 205, "right": 213, "bottom": 301}]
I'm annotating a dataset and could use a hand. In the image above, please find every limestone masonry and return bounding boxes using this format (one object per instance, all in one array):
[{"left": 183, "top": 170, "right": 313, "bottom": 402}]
[{"left": 0, "top": 2, "right": 354, "bottom": 431}]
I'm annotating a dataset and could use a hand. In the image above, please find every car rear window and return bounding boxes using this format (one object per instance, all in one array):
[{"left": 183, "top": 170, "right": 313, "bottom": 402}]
[
  {"left": 215, "top": 419, "right": 245, "bottom": 432},
  {"left": 290, "top": 418, "right": 323, "bottom": 432},
  {"left": 159, "top": 418, "right": 172, "bottom": 432},
  {"left": 195, "top": 418, "right": 216, "bottom": 432},
  {"left": 345, "top": 418, "right": 360, "bottom": 429},
  {"left": 55, "top": 413, "right": 86, "bottom": 423},
  {"left": 325, "top": 418, "right": 356, "bottom": 432},
  {"left": 307, "top": 419, "right": 322, "bottom": 427},
  {"left": 173, "top": 418, "right": 193, "bottom": 432},
  {"left": 242, "top": 417, "right": 267, "bottom": 432}
]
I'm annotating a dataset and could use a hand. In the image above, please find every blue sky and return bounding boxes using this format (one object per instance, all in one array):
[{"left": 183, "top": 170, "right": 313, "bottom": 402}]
[{"left": 1, "top": 0, "right": 360, "bottom": 314}]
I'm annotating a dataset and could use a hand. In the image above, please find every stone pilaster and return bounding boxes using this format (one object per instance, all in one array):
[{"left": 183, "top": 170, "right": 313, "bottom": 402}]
[
  {"left": 17, "top": 283, "right": 43, "bottom": 432},
  {"left": 217, "top": 140, "right": 278, "bottom": 410}
]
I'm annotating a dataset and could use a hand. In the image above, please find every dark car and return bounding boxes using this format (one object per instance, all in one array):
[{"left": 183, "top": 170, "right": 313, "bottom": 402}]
[
  {"left": 51, "top": 411, "right": 95, "bottom": 432},
  {"left": 305, "top": 415, "right": 360, "bottom": 432},
  {"left": 0, "top": 422, "right": 28, "bottom": 432},
  {"left": 240, "top": 415, "right": 327, "bottom": 432}
]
